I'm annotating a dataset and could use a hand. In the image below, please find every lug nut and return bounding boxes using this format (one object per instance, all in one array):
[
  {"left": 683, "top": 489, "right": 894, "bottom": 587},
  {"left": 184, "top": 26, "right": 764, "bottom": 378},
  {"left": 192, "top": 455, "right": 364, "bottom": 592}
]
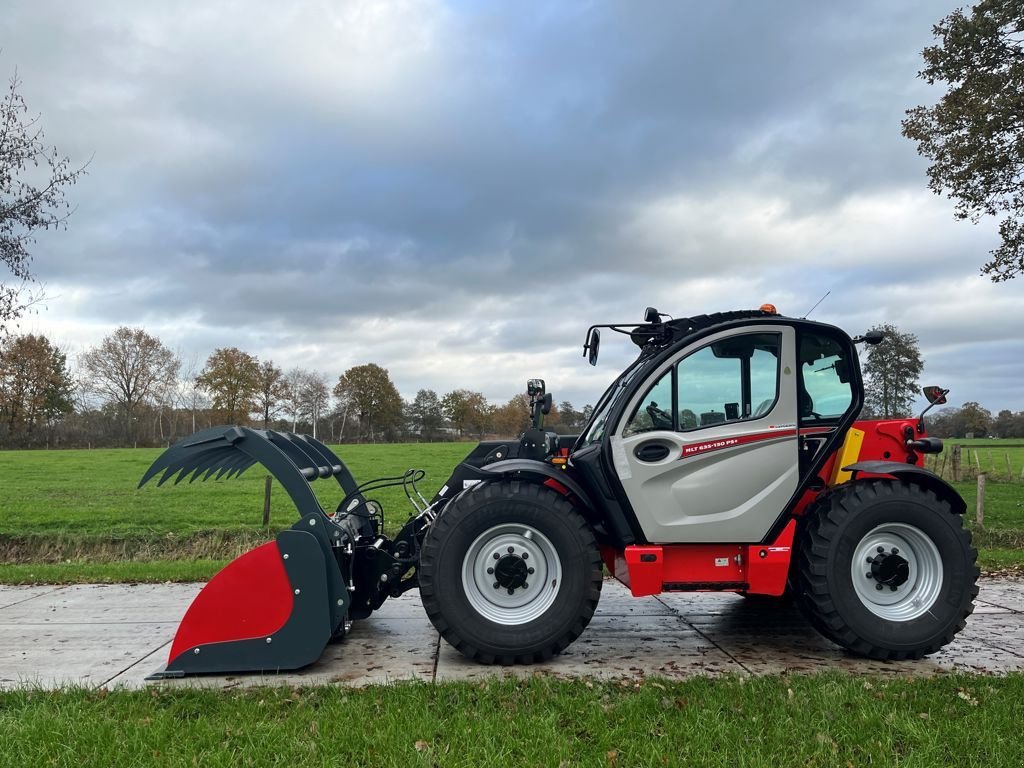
[
  {"left": 493, "top": 553, "right": 500, "bottom": 560},
  {"left": 522, "top": 582, "right": 529, "bottom": 589},
  {"left": 522, "top": 553, "right": 529, "bottom": 560},
  {"left": 487, "top": 567, "right": 494, "bottom": 575},
  {"left": 507, "top": 546, "right": 514, "bottom": 554},
  {"left": 877, "top": 546, "right": 885, "bottom": 553},
  {"left": 528, "top": 567, "right": 535, "bottom": 575},
  {"left": 866, "top": 557, "right": 873, "bottom": 564},
  {"left": 866, "top": 572, "right": 873, "bottom": 579},
  {"left": 507, "top": 588, "right": 514, "bottom": 595},
  {"left": 875, "top": 583, "right": 884, "bottom": 590},
  {"left": 493, "top": 582, "right": 500, "bottom": 589},
  {"left": 892, "top": 548, "right": 899, "bottom": 555},
  {"left": 890, "top": 585, "right": 898, "bottom": 592}
]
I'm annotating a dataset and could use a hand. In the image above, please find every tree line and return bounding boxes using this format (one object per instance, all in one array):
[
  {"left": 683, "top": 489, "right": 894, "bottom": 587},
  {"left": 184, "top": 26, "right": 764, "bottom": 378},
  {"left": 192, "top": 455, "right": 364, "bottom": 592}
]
[{"left": 0, "top": 327, "right": 594, "bottom": 449}]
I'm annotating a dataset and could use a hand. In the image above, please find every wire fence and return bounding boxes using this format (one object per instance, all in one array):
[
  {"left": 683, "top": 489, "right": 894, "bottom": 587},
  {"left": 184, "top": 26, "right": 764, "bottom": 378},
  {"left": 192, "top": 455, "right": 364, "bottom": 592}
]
[{"left": 923, "top": 444, "right": 1024, "bottom": 483}]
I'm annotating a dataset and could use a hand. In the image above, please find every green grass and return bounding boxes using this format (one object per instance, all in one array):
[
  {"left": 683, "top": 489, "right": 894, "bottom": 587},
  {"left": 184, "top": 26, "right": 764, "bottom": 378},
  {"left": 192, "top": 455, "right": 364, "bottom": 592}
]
[
  {"left": 1, "top": 675, "right": 1022, "bottom": 767},
  {"left": 0, "top": 442, "right": 1021, "bottom": 582},
  {"left": 0, "top": 443, "right": 470, "bottom": 555}
]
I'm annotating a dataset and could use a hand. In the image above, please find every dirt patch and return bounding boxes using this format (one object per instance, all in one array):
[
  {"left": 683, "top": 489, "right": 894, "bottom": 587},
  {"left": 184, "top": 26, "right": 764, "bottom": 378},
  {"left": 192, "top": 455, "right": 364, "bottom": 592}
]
[{"left": 0, "top": 531, "right": 271, "bottom": 563}]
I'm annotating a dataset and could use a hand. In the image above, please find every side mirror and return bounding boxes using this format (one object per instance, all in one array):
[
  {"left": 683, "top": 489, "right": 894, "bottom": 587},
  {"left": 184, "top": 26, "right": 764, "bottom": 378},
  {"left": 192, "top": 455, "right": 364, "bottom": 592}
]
[
  {"left": 644, "top": 306, "right": 662, "bottom": 324},
  {"left": 585, "top": 328, "right": 601, "bottom": 366},
  {"left": 853, "top": 329, "right": 886, "bottom": 345},
  {"left": 916, "top": 386, "right": 950, "bottom": 435}
]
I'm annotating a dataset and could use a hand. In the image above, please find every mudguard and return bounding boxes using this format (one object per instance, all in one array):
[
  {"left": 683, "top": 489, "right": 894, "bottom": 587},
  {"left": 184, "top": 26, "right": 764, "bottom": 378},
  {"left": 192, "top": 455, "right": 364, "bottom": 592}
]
[
  {"left": 477, "top": 458, "right": 599, "bottom": 511},
  {"left": 843, "top": 460, "right": 967, "bottom": 515}
]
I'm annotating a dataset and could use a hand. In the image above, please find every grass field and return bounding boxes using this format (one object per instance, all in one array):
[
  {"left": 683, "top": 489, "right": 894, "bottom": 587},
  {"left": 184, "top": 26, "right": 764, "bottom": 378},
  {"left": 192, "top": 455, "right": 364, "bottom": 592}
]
[
  {"left": 1, "top": 674, "right": 1022, "bottom": 767},
  {"left": 0, "top": 441, "right": 1021, "bottom": 582}
]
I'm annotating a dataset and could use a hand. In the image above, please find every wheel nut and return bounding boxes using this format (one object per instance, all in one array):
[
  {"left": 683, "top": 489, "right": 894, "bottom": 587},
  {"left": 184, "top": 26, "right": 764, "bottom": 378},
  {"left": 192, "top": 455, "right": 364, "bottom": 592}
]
[
  {"left": 890, "top": 585, "right": 898, "bottom": 592},
  {"left": 875, "top": 583, "right": 884, "bottom": 590},
  {"left": 892, "top": 548, "right": 899, "bottom": 555},
  {"left": 507, "top": 588, "right": 514, "bottom": 595},
  {"left": 528, "top": 567, "right": 535, "bottom": 575},
  {"left": 866, "top": 572, "right": 873, "bottom": 579},
  {"left": 522, "top": 582, "right": 529, "bottom": 589},
  {"left": 866, "top": 557, "right": 874, "bottom": 564},
  {"left": 877, "top": 546, "right": 885, "bottom": 553},
  {"left": 507, "top": 546, "right": 514, "bottom": 554},
  {"left": 487, "top": 567, "right": 494, "bottom": 575},
  {"left": 522, "top": 553, "right": 529, "bottom": 560},
  {"left": 493, "top": 582, "right": 500, "bottom": 589},
  {"left": 493, "top": 553, "right": 500, "bottom": 560}
]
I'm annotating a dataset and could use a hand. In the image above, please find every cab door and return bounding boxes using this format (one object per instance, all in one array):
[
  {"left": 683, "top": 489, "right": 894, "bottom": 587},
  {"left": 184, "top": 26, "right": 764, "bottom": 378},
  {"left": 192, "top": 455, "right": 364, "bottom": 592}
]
[{"left": 610, "top": 325, "right": 799, "bottom": 543}]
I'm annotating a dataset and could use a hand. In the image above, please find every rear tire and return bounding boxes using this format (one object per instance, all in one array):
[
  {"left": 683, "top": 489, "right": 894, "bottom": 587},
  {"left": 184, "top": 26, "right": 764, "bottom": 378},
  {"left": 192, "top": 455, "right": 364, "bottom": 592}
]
[
  {"left": 419, "top": 481, "right": 603, "bottom": 664},
  {"left": 795, "top": 480, "right": 979, "bottom": 659}
]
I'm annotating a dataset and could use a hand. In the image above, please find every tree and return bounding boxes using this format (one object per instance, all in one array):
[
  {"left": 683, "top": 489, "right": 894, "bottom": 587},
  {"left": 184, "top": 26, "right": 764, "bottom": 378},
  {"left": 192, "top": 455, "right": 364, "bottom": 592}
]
[
  {"left": 409, "top": 389, "right": 446, "bottom": 441},
  {"left": 902, "top": 1, "right": 1024, "bottom": 281},
  {"left": 333, "top": 363, "right": 403, "bottom": 442},
  {"left": 491, "top": 394, "right": 531, "bottom": 437},
  {"left": 0, "top": 333, "right": 73, "bottom": 442},
  {"left": 441, "top": 389, "right": 491, "bottom": 438},
  {"left": 959, "top": 400, "right": 993, "bottom": 437},
  {"left": 300, "top": 372, "right": 330, "bottom": 439},
  {"left": 1, "top": 70, "right": 86, "bottom": 331},
  {"left": 196, "top": 347, "right": 260, "bottom": 425},
  {"left": 81, "top": 327, "right": 180, "bottom": 445},
  {"left": 861, "top": 324, "right": 924, "bottom": 419},
  {"left": 255, "top": 360, "right": 286, "bottom": 428}
]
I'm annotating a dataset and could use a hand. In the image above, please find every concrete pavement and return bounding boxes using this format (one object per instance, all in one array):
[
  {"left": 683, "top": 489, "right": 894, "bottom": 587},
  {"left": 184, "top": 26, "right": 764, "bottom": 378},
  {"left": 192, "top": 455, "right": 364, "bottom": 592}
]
[{"left": 2, "top": 577, "right": 1022, "bottom": 689}]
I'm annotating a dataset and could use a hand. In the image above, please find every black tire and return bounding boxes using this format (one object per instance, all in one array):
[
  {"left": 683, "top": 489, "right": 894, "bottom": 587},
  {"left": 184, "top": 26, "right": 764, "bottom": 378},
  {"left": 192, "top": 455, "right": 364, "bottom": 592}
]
[
  {"left": 419, "top": 481, "right": 603, "bottom": 664},
  {"left": 795, "top": 479, "right": 979, "bottom": 660}
]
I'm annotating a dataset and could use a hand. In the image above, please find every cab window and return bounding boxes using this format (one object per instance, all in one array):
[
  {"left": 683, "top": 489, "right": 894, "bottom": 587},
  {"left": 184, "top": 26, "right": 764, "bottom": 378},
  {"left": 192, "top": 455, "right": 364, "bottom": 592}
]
[
  {"left": 624, "top": 333, "right": 781, "bottom": 435},
  {"left": 798, "top": 332, "right": 854, "bottom": 422}
]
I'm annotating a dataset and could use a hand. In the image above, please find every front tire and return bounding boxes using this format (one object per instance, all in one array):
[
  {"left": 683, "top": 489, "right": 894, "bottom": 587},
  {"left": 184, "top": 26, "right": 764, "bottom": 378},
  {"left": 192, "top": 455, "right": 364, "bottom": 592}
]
[
  {"left": 796, "top": 480, "right": 979, "bottom": 660},
  {"left": 419, "top": 481, "right": 603, "bottom": 664}
]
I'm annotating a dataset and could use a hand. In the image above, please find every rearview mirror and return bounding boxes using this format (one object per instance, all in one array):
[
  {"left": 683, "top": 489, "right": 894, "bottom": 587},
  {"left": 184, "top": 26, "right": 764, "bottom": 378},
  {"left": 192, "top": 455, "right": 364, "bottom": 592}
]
[
  {"left": 922, "top": 386, "right": 948, "bottom": 405},
  {"left": 585, "top": 328, "right": 601, "bottom": 366}
]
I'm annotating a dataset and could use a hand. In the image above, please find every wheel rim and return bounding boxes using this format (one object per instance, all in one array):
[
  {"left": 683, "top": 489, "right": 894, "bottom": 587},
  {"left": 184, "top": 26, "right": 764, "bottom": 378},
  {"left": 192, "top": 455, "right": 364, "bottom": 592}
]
[
  {"left": 850, "top": 522, "right": 944, "bottom": 621},
  {"left": 461, "top": 523, "right": 563, "bottom": 625}
]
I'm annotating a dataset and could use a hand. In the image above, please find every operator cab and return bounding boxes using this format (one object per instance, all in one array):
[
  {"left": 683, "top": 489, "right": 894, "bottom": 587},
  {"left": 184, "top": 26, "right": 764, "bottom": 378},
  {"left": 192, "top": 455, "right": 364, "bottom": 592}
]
[{"left": 569, "top": 307, "right": 862, "bottom": 545}]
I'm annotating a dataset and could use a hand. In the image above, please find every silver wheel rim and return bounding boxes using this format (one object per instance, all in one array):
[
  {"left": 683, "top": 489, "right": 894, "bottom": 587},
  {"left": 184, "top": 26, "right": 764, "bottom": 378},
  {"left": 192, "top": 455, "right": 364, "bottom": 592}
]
[
  {"left": 461, "top": 524, "right": 562, "bottom": 625},
  {"left": 850, "top": 522, "right": 944, "bottom": 621}
]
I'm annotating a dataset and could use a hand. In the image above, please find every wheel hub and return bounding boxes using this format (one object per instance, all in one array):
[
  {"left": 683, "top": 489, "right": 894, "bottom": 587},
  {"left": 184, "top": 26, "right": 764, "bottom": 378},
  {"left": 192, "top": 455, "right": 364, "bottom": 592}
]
[
  {"left": 462, "top": 523, "right": 562, "bottom": 626},
  {"left": 850, "top": 522, "right": 944, "bottom": 621},
  {"left": 494, "top": 554, "right": 529, "bottom": 590},
  {"left": 869, "top": 549, "right": 910, "bottom": 589}
]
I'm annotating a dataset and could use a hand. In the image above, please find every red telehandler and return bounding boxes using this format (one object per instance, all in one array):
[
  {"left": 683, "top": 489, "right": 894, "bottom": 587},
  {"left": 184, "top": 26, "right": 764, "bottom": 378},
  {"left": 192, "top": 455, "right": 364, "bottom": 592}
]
[{"left": 141, "top": 306, "right": 977, "bottom": 677}]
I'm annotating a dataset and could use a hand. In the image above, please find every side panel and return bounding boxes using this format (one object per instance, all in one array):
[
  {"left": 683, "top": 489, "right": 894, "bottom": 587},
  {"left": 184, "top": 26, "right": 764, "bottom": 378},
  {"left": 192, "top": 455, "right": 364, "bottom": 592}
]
[{"left": 613, "top": 325, "right": 799, "bottom": 543}]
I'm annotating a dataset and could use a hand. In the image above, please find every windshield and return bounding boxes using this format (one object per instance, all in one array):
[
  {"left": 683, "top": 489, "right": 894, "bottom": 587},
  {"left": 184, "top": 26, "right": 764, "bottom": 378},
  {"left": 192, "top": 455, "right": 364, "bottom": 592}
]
[{"left": 579, "top": 355, "right": 655, "bottom": 446}]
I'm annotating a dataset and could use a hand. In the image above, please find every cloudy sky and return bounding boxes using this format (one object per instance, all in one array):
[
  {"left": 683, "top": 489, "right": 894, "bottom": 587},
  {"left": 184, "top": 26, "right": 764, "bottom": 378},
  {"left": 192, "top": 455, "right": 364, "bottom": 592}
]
[{"left": 2, "top": 0, "right": 1020, "bottom": 412}]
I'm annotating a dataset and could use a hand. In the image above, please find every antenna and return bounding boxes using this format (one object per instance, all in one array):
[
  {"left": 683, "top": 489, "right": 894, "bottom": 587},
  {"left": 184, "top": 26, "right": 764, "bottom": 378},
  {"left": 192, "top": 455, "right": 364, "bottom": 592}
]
[{"left": 802, "top": 290, "right": 831, "bottom": 319}]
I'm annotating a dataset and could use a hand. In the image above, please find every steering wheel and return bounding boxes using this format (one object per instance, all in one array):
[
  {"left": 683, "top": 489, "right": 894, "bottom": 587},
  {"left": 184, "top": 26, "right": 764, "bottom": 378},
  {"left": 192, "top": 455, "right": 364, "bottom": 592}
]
[{"left": 646, "top": 401, "right": 673, "bottom": 430}]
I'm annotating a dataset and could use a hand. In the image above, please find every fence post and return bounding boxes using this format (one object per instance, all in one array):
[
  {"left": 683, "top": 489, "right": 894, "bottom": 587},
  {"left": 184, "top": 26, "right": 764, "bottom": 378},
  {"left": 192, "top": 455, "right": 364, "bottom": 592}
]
[
  {"left": 976, "top": 473, "right": 986, "bottom": 528},
  {"left": 263, "top": 475, "right": 272, "bottom": 527},
  {"left": 951, "top": 444, "right": 962, "bottom": 482}
]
